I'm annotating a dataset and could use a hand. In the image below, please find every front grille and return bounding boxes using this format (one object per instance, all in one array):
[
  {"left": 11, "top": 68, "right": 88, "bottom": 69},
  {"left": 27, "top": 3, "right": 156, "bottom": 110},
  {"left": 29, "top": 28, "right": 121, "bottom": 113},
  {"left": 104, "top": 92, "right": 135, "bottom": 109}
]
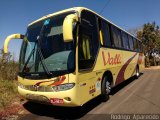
[{"left": 19, "top": 84, "right": 54, "bottom": 92}]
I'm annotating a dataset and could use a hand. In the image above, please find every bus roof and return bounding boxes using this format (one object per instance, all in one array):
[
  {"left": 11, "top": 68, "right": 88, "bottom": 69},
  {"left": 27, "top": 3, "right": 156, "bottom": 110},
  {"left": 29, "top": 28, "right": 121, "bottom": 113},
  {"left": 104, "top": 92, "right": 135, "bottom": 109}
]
[{"left": 29, "top": 7, "right": 141, "bottom": 42}]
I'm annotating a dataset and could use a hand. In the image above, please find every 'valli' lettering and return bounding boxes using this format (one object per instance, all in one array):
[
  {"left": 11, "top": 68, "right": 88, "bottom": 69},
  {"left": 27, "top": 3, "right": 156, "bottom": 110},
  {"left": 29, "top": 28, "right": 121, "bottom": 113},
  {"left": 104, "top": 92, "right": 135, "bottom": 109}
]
[{"left": 102, "top": 51, "right": 121, "bottom": 65}]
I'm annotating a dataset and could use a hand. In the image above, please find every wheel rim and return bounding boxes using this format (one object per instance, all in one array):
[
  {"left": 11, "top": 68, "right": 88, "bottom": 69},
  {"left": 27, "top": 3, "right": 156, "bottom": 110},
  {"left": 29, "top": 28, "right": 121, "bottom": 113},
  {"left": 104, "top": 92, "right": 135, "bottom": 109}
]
[
  {"left": 136, "top": 68, "right": 139, "bottom": 77},
  {"left": 136, "top": 72, "right": 139, "bottom": 77},
  {"left": 106, "top": 81, "right": 111, "bottom": 94}
]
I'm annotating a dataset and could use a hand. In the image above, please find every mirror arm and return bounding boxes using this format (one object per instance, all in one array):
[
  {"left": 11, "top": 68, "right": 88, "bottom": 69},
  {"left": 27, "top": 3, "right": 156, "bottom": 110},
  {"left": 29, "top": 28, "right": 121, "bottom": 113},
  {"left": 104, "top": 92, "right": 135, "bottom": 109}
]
[{"left": 3, "top": 34, "right": 24, "bottom": 53}]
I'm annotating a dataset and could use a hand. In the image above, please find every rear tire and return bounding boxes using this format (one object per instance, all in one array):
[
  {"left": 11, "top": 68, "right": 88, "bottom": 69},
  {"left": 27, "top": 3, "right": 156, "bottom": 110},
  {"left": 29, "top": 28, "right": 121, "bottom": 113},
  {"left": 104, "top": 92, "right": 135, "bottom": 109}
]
[{"left": 101, "top": 76, "right": 111, "bottom": 102}]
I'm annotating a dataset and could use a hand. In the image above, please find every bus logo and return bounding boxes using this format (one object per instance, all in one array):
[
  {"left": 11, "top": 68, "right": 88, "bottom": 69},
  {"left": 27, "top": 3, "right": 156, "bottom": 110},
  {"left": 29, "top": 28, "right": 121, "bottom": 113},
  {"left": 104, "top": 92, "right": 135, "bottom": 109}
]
[{"left": 102, "top": 51, "right": 122, "bottom": 66}]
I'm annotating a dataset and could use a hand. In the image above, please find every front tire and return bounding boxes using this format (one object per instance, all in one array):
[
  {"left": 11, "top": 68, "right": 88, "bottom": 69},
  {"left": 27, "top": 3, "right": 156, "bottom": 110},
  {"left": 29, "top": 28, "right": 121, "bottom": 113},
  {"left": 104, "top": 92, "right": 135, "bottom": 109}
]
[{"left": 101, "top": 76, "right": 111, "bottom": 102}]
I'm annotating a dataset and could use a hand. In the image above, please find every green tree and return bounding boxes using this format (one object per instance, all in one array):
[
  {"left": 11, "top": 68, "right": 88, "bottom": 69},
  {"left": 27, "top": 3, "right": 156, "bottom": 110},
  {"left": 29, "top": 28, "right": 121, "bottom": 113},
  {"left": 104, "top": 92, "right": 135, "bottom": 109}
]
[
  {"left": 137, "top": 22, "right": 160, "bottom": 52},
  {"left": 137, "top": 22, "right": 160, "bottom": 66}
]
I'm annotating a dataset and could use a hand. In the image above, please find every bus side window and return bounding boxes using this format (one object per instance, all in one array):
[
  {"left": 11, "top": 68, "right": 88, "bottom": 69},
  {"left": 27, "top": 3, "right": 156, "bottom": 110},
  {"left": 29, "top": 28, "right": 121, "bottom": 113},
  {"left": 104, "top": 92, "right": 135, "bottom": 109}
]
[
  {"left": 137, "top": 40, "right": 141, "bottom": 52},
  {"left": 133, "top": 38, "right": 138, "bottom": 51},
  {"left": 139, "top": 41, "right": 142, "bottom": 52},
  {"left": 98, "top": 19, "right": 111, "bottom": 47},
  {"left": 111, "top": 26, "right": 122, "bottom": 48},
  {"left": 128, "top": 36, "right": 134, "bottom": 50},
  {"left": 122, "top": 32, "right": 129, "bottom": 49}
]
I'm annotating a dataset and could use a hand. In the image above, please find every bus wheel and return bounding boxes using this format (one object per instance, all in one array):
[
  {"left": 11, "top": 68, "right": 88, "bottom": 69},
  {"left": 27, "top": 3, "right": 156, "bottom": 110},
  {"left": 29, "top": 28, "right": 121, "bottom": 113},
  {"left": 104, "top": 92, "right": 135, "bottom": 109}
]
[
  {"left": 135, "top": 67, "right": 140, "bottom": 79},
  {"left": 101, "top": 76, "right": 111, "bottom": 102}
]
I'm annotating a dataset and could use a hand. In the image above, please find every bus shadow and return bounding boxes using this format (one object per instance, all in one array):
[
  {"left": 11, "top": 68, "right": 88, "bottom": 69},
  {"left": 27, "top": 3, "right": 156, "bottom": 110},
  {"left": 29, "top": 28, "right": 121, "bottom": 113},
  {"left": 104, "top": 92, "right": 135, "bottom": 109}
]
[
  {"left": 110, "top": 73, "right": 143, "bottom": 95},
  {"left": 23, "top": 96, "right": 102, "bottom": 119},
  {"left": 22, "top": 73, "right": 143, "bottom": 119}
]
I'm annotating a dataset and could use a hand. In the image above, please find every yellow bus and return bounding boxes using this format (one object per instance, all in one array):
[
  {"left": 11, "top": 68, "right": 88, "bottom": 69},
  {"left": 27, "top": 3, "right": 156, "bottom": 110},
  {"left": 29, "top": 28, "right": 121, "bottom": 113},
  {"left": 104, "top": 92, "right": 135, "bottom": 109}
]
[{"left": 3, "top": 7, "right": 144, "bottom": 107}]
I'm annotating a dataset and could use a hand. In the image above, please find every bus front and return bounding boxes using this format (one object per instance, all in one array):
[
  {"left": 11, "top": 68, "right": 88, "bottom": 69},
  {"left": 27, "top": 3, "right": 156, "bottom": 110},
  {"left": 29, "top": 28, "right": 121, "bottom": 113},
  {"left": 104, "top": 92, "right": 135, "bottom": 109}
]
[{"left": 8, "top": 12, "right": 79, "bottom": 106}]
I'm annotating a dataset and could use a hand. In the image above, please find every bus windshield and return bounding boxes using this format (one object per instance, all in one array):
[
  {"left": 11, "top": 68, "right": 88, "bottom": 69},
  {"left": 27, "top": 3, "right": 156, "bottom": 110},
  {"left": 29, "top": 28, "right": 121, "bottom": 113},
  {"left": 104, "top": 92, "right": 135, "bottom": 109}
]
[{"left": 19, "top": 13, "right": 76, "bottom": 77}]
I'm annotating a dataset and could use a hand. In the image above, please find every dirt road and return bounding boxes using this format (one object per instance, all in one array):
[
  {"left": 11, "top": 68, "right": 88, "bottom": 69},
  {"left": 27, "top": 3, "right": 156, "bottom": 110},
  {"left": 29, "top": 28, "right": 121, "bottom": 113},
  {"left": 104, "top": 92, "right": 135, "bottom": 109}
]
[{"left": 17, "top": 67, "right": 160, "bottom": 120}]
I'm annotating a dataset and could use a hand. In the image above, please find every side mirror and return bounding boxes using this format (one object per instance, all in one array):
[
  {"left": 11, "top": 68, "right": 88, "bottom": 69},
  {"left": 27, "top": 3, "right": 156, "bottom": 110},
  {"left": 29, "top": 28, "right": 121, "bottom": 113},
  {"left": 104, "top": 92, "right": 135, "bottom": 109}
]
[
  {"left": 3, "top": 34, "right": 24, "bottom": 53},
  {"left": 63, "top": 14, "right": 78, "bottom": 42}
]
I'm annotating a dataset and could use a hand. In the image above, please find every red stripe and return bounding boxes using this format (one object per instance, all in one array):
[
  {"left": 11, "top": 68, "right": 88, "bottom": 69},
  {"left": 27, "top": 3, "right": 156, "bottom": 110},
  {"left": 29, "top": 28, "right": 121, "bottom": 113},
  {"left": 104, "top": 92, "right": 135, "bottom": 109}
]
[
  {"left": 130, "top": 53, "right": 141, "bottom": 76},
  {"left": 49, "top": 76, "right": 66, "bottom": 86},
  {"left": 34, "top": 76, "right": 66, "bottom": 86},
  {"left": 35, "top": 80, "right": 55, "bottom": 86},
  {"left": 115, "top": 53, "right": 137, "bottom": 85}
]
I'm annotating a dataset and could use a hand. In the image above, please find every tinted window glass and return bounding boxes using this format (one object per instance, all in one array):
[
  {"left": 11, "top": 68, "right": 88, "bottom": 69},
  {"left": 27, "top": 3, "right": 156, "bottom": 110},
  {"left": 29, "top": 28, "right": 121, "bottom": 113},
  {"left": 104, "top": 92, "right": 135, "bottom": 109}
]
[
  {"left": 79, "top": 30, "right": 93, "bottom": 61},
  {"left": 139, "top": 41, "right": 142, "bottom": 52},
  {"left": 79, "top": 10, "right": 99, "bottom": 70},
  {"left": 19, "top": 13, "right": 75, "bottom": 74},
  {"left": 133, "top": 38, "right": 138, "bottom": 51},
  {"left": 122, "top": 32, "right": 129, "bottom": 49},
  {"left": 128, "top": 36, "right": 134, "bottom": 50},
  {"left": 99, "top": 19, "right": 111, "bottom": 47},
  {"left": 111, "top": 26, "right": 122, "bottom": 48},
  {"left": 81, "top": 11, "right": 99, "bottom": 57}
]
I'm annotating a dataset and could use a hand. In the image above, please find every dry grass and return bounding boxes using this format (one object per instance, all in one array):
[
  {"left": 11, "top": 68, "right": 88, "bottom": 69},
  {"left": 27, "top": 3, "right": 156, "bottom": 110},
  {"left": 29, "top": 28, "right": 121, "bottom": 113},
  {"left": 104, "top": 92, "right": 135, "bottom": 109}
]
[
  {"left": 0, "top": 80, "right": 18, "bottom": 108},
  {"left": 0, "top": 49, "right": 19, "bottom": 108}
]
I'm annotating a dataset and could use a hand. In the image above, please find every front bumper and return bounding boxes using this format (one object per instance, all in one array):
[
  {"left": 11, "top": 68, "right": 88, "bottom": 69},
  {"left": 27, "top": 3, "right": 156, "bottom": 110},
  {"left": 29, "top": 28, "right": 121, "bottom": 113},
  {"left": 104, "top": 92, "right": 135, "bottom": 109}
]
[{"left": 18, "top": 86, "right": 80, "bottom": 107}]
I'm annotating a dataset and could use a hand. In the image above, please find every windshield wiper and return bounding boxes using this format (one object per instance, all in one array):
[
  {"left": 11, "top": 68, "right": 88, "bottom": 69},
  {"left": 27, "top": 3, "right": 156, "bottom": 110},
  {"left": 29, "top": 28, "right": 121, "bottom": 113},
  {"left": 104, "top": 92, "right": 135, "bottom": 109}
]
[
  {"left": 22, "top": 22, "right": 53, "bottom": 78},
  {"left": 36, "top": 23, "right": 53, "bottom": 78},
  {"left": 36, "top": 37, "right": 53, "bottom": 78}
]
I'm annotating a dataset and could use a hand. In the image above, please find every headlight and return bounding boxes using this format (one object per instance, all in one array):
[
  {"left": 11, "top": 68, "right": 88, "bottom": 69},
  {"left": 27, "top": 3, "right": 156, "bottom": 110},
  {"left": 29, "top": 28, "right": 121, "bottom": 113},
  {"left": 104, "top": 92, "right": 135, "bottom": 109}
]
[
  {"left": 18, "top": 82, "right": 75, "bottom": 92},
  {"left": 52, "top": 83, "right": 75, "bottom": 92}
]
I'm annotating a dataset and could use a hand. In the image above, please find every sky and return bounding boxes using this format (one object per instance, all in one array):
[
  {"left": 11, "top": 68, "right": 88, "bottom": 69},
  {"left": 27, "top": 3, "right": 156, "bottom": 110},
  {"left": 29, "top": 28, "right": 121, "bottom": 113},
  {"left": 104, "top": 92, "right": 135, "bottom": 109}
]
[{"left": 0, "top": 0, "right": 160, "bottom": 60}]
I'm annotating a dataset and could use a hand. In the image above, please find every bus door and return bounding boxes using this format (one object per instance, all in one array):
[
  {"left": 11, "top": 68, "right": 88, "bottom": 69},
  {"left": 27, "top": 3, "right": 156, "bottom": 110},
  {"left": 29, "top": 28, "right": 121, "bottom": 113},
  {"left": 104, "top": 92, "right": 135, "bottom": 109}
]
[{"left": 78, "top": 10, "right": 100, "bottom": 104}]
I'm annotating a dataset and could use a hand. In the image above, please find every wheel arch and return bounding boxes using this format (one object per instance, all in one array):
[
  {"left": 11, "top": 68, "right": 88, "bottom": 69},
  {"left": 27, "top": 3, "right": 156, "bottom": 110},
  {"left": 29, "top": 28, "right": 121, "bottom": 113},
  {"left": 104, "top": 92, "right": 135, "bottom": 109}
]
[{"left": 102, "top": 70, "right": 114, "bottom": 87}]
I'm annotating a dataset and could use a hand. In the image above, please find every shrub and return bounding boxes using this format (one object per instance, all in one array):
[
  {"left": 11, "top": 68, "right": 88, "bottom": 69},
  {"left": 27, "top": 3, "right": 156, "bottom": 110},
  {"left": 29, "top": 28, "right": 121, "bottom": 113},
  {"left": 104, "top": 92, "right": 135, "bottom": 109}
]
[
  {"left": 0, "top": 49, "right": 19, "bottom": 108},
  {"left": 0, "top": 49, "right": 19, "bottom": 81}
]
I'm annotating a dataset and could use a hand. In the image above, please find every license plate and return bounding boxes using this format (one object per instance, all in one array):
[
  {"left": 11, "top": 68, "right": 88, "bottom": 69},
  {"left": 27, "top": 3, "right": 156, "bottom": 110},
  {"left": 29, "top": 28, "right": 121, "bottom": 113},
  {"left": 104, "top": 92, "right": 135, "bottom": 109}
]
[{"left": 50, "top": 98, "right": 64, "bottom": 104}]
